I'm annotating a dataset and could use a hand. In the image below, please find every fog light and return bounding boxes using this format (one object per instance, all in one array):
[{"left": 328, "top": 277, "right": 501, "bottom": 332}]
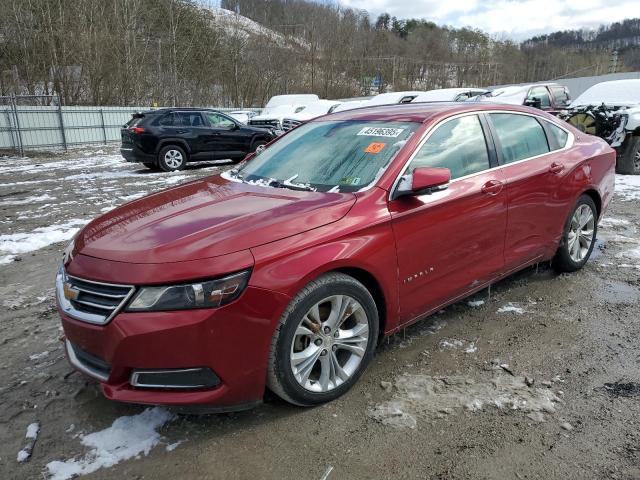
[{"left": 130, "top": 368, "right": 220, "bottom": 389}]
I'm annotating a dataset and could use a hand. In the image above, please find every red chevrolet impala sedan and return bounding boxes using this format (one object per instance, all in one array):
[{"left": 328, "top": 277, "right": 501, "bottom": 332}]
[{"left": 56, "top": 103, "right": 615, "bottom": 409}]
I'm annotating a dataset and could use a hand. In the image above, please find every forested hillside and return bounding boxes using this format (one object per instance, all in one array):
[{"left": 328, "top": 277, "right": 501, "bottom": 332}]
[{"left": 0, "top": 0, "right": 632, "bottom": 107}]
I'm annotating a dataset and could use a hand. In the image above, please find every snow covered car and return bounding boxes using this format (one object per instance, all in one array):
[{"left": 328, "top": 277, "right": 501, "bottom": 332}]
[
  {"left": 411, "top": 88, "right": 489, "bottom": 103},
  {"left": 470, "top": 83, "right": 571, "bottom": 115},
  {"left": 332, "top": 91, "right": 423, "bottom": 113},
  {"left": 227, "top": 110, "right": 259, "bottom": 124},
  {"left": 280, "top": 100, "right": 342, "bottom": 131},
  {"left": 560, "top": 80, "right": 640, "bottom": 175},
  {"left": 248, "top": 94, "right": 319, "bottom": 131}
]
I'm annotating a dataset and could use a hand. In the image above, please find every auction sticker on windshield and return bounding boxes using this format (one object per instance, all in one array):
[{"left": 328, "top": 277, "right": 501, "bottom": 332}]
[
  {"left": 357, "top": 127, "right": 404, "bottom": 137},
  {"left": 364, "top": 142, "right": 386, "bottom": 154}
]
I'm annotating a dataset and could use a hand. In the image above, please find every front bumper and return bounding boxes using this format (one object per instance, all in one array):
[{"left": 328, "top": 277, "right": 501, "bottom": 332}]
[{"left": 59, "top": 285, "right": 291, "bottom": 408}]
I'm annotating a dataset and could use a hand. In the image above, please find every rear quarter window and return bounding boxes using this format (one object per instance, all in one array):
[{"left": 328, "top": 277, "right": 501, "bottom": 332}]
[{"left": 543, "top": 121, "right": 569, "bottom": 150}]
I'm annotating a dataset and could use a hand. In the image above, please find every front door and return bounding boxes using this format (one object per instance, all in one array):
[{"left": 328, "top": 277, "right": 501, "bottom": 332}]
[
  {"left": 389, "top": 114, "right": 508, "bottom": 324},
  {"left": 203, "top": 112, "right": 246, "bottom": 159}
]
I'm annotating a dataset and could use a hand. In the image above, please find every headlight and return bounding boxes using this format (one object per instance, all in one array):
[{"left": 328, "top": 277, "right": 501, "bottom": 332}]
[{"left": 126, "top": 270, "right": 250, "bottom": 312}]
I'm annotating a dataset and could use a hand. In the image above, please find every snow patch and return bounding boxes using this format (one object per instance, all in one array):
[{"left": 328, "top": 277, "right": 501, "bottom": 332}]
[
  {"left": 0, "top": 219, "right": 87, "bottom": 258},
  {"left": 46, "top": 407, "right": 174, "bottom": 480},
  {"left": 615, "top": 174, "right": 640, "bottom": 201},
  {"left": 467, "top": 299, "right": 485, "bottom": 307},
  {"left": 368, "top": 374, "right": 561, "bottom": 429},
  {"left": 0, "top": 193, "right": 55, "bottom": 206},
  {"left": 29, "top": 351, "right": 50, "bottom": 361},
  {"left": 497, "top": 303, "right": 526, "bottom": 314}
]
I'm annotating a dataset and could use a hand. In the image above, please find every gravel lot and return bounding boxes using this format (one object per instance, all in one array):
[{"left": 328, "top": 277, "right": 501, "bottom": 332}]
[{"left": 1, "top": 146, "right": 639, "bottom": 480}]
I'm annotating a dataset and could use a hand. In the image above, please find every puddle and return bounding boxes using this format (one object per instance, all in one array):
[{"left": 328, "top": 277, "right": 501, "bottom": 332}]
[
  {"left": 595, "top": 280, "right": 640, "bottom": 305},
  {"left": 603, "top": 382, "right": 640, "bottom": 398}
]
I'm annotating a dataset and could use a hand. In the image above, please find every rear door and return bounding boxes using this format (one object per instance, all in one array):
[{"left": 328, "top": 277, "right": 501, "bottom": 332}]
[
  {"left": 389, "top": 113, "right": 508, "bottom": 323},
  {"left": 487, "top": 112, "right": 570, "bottom": 271}
]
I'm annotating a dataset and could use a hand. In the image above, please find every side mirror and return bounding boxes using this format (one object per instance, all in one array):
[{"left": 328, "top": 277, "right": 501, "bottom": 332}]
[
  {"left": 255, "top": 144, "right": 266, "bottom": 155},
  {"left": 394, "top": 167, "right": 451, "bottom": 199},
  {"left": 524, "top": 97, "right": 542, "bottom": 109}
]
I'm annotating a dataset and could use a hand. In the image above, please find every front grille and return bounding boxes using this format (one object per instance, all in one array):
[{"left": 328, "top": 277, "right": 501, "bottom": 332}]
[
  {"left": 282, "top": 119, "right": 302, "bottom": 131},
  {"left": 67, "top": 341, "right": 111, "bottom": 381},
  {"left": 57, "top": 269, "right": 134, "bottom": 325},
  {"left": 249, "top": 119, "right": 280, "bottom": 129}
]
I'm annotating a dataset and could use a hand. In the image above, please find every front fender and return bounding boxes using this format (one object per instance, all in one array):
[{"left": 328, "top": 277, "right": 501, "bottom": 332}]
[{"left": 249, "top": 189, "right": 400, "bottom": 333}]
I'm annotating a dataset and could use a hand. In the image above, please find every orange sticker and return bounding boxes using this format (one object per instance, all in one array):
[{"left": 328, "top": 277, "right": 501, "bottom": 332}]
[{"left": 365, "top": 142, "right": 386, "bottom": 154}]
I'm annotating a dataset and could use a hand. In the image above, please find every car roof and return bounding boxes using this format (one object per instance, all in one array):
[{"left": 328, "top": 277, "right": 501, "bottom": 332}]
[
  {"left": 138, "top": 107, "right": 223, "bottom": 115},
  {"left": 318, "top": 101, "right": 542, "bottom": 123}
]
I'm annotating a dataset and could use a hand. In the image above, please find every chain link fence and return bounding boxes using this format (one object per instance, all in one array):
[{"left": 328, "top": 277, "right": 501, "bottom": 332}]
[{"left": 0, "top": 95, "right": 261, "bottom": 156}]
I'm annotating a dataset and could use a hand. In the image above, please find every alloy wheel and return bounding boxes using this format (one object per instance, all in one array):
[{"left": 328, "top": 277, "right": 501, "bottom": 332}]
[
  {"left": 290, "top": 295, "right": 369, "bottom": 393},
  {"left": 634, "top": 149, "right": 640, "bottom": 172},
  {"left": 567, "top": 204, "right": 595, "bottom": 262},
  {"left": 164, "top": 149, "right": 183, "bottom": 169}
]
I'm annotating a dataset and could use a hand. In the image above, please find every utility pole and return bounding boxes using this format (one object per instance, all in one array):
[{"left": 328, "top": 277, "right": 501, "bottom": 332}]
[{"left": 608, "top": 50, "right": 619, "bottom": 74}]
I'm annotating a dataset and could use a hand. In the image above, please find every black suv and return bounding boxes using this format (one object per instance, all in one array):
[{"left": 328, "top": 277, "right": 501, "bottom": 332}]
[{"left": 120, "top": 108, "right": 275, "bottom": 171}]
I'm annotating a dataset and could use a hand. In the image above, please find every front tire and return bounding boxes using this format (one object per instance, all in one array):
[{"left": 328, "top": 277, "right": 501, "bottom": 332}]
[
  {"left": 616, "top": 136, "right": 640, "bottom": 175},
  {"left": 158, "top": 145, "right": 187, "bottom": 172},
  {"left": 553, "top": 194, "right": 598, "bottom": 273},
  {"left": 267, "top": 273, "right": 379, "bottom": 406}
]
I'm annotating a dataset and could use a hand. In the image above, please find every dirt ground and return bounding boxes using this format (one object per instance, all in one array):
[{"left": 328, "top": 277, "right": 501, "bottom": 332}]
[{"left": 1, "top": 146, "right": 639, "bottom": 480}]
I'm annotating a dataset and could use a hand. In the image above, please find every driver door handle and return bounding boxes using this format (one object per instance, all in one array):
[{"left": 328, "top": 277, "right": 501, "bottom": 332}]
[{"left": 481, "top": 180, "right": 504, "bottom": 196}]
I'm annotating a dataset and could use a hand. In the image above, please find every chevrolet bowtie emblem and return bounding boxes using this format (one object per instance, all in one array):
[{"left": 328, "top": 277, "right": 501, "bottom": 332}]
[{"left": 63, "top": 282, "right": 80, "bottom": 301}]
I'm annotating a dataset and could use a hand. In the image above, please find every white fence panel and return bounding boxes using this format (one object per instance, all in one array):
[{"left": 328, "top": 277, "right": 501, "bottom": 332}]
[{"left": 0, "top": 98, "right": 261, "bottom": 154}]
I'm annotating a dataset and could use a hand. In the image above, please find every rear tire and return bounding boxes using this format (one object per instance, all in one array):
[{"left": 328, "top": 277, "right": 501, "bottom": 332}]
[
  {"left": 267, "top": 273, "right": 379, "bottom": 406},
  {"left": 616, "top": 136, "right": 640, "bottom": 175},
  {"left": 553, "top": 194, "right": 598, "bottom": 273},
  {"left": 158, "top": 145, "right": 187, "bottom": 172}
]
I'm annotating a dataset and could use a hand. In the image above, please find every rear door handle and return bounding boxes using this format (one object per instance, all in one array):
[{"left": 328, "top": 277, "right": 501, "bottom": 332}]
[
  {"left": 549, "top": 162, "right": 564, "bottom": 174},
  {"left": 481, "top": 180, "right": 504, "bottom": 196}
]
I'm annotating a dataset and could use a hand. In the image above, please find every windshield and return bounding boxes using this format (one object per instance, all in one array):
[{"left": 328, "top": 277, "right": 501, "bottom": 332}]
[{"left": 233, "top": 120, "right": 419, "bottom": 192}]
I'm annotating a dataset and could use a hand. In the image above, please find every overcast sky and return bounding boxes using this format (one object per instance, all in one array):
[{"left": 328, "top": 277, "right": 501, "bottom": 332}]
[{"left": 337, "top": 0, "right": 638, "bottom": 40}]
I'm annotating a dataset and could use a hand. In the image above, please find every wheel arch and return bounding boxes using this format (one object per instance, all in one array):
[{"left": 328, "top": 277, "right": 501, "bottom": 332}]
[
  {"left": 332, "top": 266, "right": 387, "bottom": 341},
  {"left": 156, "top": 138, "right": 191, "bottom": 155},
  {"left": 581, "top": 188, "right": 602, "bottom": 218}
]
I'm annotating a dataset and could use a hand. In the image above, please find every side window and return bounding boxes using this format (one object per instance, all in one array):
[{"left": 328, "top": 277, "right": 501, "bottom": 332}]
[
  {"left": 550, "top": 86, "right": 570, "bottom": 107},
  {"left": 158, "top": 113, "right": 175, "bottom": 126},
  {"left": 409, "top": 115, "right": 491, "bottom": 180},
  {"left": 206, "top": 113, "right": 236, "bottom": 129},
  {"left": 544, "top": 120, "right": 569, "bottom": 150},
  {"left": 527, "top": 87, "right": 551, "bottom": 108},
  {"left": 490, "top": 113, "right": 550, "bottom": 164},
  {"left": 175, "top": 112, "right": 204, "bottom": 127}
]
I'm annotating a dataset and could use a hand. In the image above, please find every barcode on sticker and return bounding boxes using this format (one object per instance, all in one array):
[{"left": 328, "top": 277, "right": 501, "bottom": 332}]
[{"left": 357, "top": 127, "right": 404, "bottom": 138}]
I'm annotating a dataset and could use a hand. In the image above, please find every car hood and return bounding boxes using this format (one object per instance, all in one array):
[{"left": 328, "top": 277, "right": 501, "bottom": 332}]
[{"left": 74, "top": 176, "right": 356, "bottom": 264}]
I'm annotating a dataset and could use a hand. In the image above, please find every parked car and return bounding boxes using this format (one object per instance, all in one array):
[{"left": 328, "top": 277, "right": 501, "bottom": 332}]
[
  {"left": 412, "top": 87, "right": 489, "bottom": 103},
  {"left": 59, "top": 102, "right": 615, "bottom": 410},
  {"left": 227, "top": 110, "right": 259, "bottom": 124},
  {"left": 471, "top": 83, "right": 571, "bottom": 115},
  {"left": 120, "top": 108, "right": 275, "bottom": 172},
  {"left": 248, "top": 94, "right": 320, "bottom": 130},
  {"left": 281, "top": 100, "right": 342, "bottom": 131},
  {"left": 560, "top": 79, "right": 640, "bottom": 174},
  {"left": 332, "top": 91, "right": 422, "bottom": 113}
]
